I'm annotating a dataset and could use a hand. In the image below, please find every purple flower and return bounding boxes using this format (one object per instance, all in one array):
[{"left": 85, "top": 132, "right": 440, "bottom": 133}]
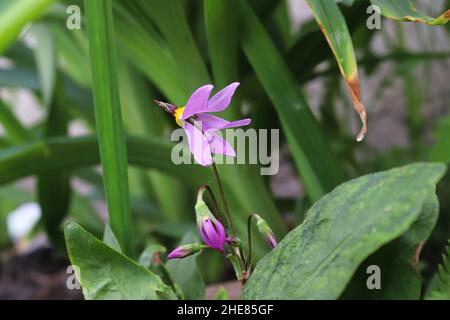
[
  {"left": 167, "top": 243, "right": 206, "bottom": 259},
  {"left": 195, "top": 193, "right": 228, "bottom": 252},
  {"left": 156, "top": 82, "right": 251, "bottom": 166},
  {"left": 198, "top": 217, "right": 227, "bottom": 252}
]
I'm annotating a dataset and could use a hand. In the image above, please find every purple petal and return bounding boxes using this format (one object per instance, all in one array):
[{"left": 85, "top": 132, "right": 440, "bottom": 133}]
[
  {"left": 183, "top": 122, "right": 213, "bottom": 166},
  {"left": 181, "top": 84, "right": 214, "bottom": 120},
  {"left": 268, "top": 234, "right": 278, "bottom": 249},
  {"left": 199, "top": 218, "right": 226, "bottom": 251},
  {"left": 207, "top": 82, "right": 240, "bottom": 113},
  {"left": 196, "top": 114, "right": 251, "bottom": 132},
  {"left": 205, "top": 131, "right": 236, "bottom": 157}
]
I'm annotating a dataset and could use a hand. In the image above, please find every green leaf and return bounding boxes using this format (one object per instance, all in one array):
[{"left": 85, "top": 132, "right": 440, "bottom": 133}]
[
  {"left": 0, "top": 136, "right": 210, "bottom": 186},
  {"left": 31, "top": 22, "right": 56, "bottom": 107},
  {"left": 117, "top": 61, "right": 187, "bottom": 223},
  {"left": 103, "top": 224, "right": 122, "bottom": 253},
  {"left": 37, "top": 73, "right": 71, "bottom": 246},
  {"left": 113, "top": 2, "right": 189, "bottom": 102},
  {"left": 166, "top": 233, "right": 206, "bottom": 300},
  {"left": 425, "top": 240, "right": 450, "bottom": 300},
  {"left": 371, "top": 0, "right": 450, "bottom": 25},
  {"left": 342, "top": 193, "right": 440, "bottom": 299},
  {"left": 84, "top": 0, "right": 133, "bottom": 256},
  {"left": 0, "top": 0, "right": 56, "bottom": 54},
  {"left": 243, "top": 163, "right": 446, "bottom": 299},
  {"left": 239, "top": 1, "right": 344, "bottom": 201},
  {"left": 306, "top": 0, "right": 367, "bottom": 142},
  {"left": 64, "top": 221, "right": 176, "bottom": 300},
  {"left": 0, "top": 98, "right": 30, "bottom": 144},
  {"left": 430, "top": 116, "right": 450, "bottom": 163},
  {"left": 135, "top": 0, "right": 210, "bottom": 89}
]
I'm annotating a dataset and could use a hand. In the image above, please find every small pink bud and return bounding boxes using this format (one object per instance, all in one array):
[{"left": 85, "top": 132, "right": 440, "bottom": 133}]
[{"left": 167, "top": 243, "right": 205, "bottom": 259}]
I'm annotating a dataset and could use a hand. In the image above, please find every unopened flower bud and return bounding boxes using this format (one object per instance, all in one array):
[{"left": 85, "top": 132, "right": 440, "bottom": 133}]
[
  {"left": 195, "top": 195, "right": 227, "bottom": 252},
  {"left": 167, "top": 243, "right": 207, "bottom": 259},
  {"left": 254, "top": 214, "right": 278, "bottom": 248}
]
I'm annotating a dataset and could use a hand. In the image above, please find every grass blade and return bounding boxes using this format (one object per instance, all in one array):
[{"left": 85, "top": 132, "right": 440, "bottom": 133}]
[
  {"left": 239, "top": 1, "right": 344, "bottom": 201},
  {"left": 0, "top": 135, "right": 210, "bottom": 187},
  {"left": 37, "top": 73, "right": 71, "bottom": 246},
  {"left": 0, "top": 98, "right": 30, "bottom": 144},
  {"left": 84, "top": 0, "right": 133, "bottom": 256},
  {"left": 306, "top": 0, "right": 367, "bottom": 142}
]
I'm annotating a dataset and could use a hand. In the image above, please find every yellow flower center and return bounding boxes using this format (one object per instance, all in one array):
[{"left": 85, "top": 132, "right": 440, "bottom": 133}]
[{"left": 174, "top": 107, "right": 185, "bottom": 127}]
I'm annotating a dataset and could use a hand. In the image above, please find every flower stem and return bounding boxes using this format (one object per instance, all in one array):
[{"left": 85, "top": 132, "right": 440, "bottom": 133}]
[
  {"left": 211, "top": 162, "right": 234, "bottom": 236},
  {"left": 211, "top": 162, "right": 247, "bottom": 279}
]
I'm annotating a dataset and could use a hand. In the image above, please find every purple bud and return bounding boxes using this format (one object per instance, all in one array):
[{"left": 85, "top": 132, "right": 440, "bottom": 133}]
[
  {"left": 199, "top": 217, "right": 227, "bottom": 252},
  {"left": 167, "top": 243, "right": 205, "bottom": 259},
  {"left": 267, "top": 233, "right": 278, "bottom": 249},
  {"left": 254, "top": 214, "right": 278, "bottom": 249}
]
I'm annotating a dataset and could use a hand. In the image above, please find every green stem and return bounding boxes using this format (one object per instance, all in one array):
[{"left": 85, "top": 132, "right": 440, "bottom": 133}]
[
  {"left": 246, "top": 214, "right": 256, "bottom": 271},
  {"left": 211, "top": 162, "right": 234, "bottom": 236},
  {"left": 211, "top": 162, "right": 247, "bottom": 272}
]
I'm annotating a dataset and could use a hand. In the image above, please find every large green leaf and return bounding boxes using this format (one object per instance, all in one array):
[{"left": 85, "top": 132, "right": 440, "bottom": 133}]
[
  {"left": 341, "top": 193, "right": 439, "bottom": 299},
  {"left": 84, "top": 0, "right": 133, "bottom": 255},
  {"left": 239, "top": 0, "right": 344, "bottom": 201},
  {"left": 371, "top": 0, "right": 450, "bottom": 25},
  {"left": 243, "top": 163, "right": 446, "bottom": 299},
  {"left": 64, "top": 221, "right": 176, "bottom": 300}
]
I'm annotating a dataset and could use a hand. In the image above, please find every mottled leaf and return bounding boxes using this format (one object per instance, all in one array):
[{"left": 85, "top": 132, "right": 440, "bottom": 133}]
[
  {"left": 371, "top": 0, "right": 450, "bottom": 25},
  {"left": 244, "top": 163, "right": 446, "bottom": 299}
]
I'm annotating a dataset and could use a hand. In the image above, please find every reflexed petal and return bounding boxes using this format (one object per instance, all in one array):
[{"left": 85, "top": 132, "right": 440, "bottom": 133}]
[
  {"left": 207, "top": 82, "right": 240, "bottom": 112},
  {"left": 205, "top": 131, "right": 236, "bottom": 157},
  {"left": 183, "top": 121, "right": 213, "bottom": 166},
  {"left": 197, "top": 114, "right": 251, "bottom": 131},
  {"left": 181, "top": 84, "right": 214, "bottom": 120}
]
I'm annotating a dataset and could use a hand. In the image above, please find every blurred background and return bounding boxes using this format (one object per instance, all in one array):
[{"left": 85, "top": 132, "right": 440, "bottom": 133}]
[{"left": 0, "top": 0, "right": 449, "bottom": 299}]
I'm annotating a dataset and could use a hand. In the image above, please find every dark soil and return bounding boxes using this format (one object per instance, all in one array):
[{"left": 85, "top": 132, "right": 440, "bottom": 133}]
[{"left": 0, "top": 247, "right": 82, "bottom": 300}]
